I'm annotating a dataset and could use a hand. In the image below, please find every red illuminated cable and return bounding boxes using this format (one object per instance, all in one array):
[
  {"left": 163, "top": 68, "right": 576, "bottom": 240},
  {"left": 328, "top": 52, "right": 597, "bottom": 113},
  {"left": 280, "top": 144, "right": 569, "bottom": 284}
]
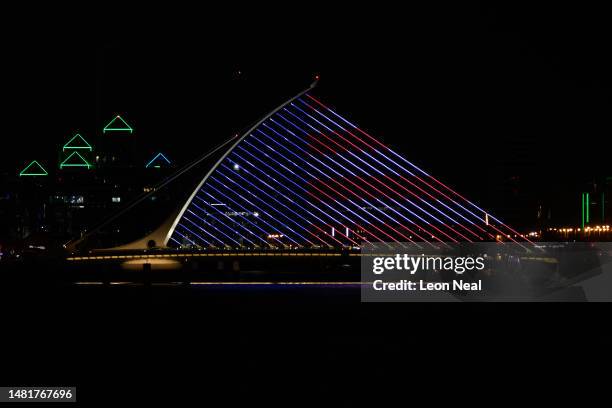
[
  {"left": 311, "top": 141, "right": 458, "bottom": 243},
  {"left": 234, "top": 142, "right": 376, "bottom": 247},
  {"left": 293, "top": 166, "right": 409, "bottom": 245},
  {"left": 285, "top": 105, "right": 479, "bottom": 241},
  {"left": 306, "top": 94, "right": 530, "bottom": 242},
  {"left": 295, "top": 118, "right": 465, "bottom": 243},
  {"left": 258, "top": 124, "right": 431, "bottom": 246},
  {"left": 304, "top": 137, "right": 440, "bottom": 244},
  {"left": 304, "top": 190, "right": 408, "bottom": 246},
  {"left": 262, "top": 122, "right": 449, "bottom": 246},
  {"left": 306, "top": 178, "right": 424, "bottom": 244},
  {"left": 309, "top": 175, "right": 432, "bottom": 244},
  {"left": 304, "top": 95, "right": 527, "bottom": 243},
  {"left": 297, "top": 100, "right": 489, "bottom": 240},
  {"left": 309, "top": 222, "right": 355, "bottom": 247},
  {"left": 278, "top": 111, "right": 450, "bottom": 242},
  {"left": 303, "top": 179, "right": 409, "bottom": 245}
]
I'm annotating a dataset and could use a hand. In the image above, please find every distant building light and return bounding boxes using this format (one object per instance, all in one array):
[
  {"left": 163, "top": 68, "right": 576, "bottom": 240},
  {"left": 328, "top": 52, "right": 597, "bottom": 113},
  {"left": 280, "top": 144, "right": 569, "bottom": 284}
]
[
  {"left": 146, "top": 152, "right": 172, "bottom": 168},
  {"left": 60, "top": 151, "right": 92, "bottom": 169},
  {"left": 103, "top": 114, "right": 133, "bottom": 133},
  {"left": 112, "top": 197, "right": 121, "bottom": 203},
  {"left": 62, "top": 133, "right": 93, "bottom": 151},
  {"left": 253, "top": 212, "right": 259, "bottom": 217},
  {"left": 19, "top": 160, "right": 48, "bottom": 176},
  {"left": 233, "top": 163, "right": 240, "bottom": 171}
]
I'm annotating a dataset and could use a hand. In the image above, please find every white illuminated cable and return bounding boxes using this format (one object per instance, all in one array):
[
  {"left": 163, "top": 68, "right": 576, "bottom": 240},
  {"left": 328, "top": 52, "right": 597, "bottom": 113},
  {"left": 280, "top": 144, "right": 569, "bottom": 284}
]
[
  {"left": 236, "top": 141, "right": 402, "bottom": 248},
  {"left": 306, "top": 95, "right": 527, "bottom": 240},
  {"left": 213, "top": 168, "right": 328, "bottom": 246},
  {"left": 284, "top": 105, "right": 468, "bottom": 242},
  {"left": 294, "top": 99, "right": 486, "bottom": 239},
  {"left": 254, "top": 128, "right": 427, "bottom": 246},
  {"left": 190, "top": 199, "right": 259, "bottom": 246},
  {"left": 216, "top": 161, "right": 349, "bottom": 247}
]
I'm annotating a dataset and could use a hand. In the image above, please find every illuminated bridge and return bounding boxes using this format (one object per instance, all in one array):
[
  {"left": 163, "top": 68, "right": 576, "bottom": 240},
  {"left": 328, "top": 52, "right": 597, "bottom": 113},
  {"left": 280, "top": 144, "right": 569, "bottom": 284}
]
[
  {"left": 64, "top": 83, "right": 531, "bottom": 278},
  {"left": 135, "top": 85, "right": 527, "bottom": 250}
]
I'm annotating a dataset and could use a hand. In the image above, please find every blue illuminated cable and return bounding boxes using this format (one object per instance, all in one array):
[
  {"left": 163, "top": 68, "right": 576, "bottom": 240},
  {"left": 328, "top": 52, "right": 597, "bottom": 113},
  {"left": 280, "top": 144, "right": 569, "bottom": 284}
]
[
  {"left": 169, "top": 236, "right": 184, "bottom": 246},
  {"left": 184, "top": 210, "right": 241, "bottom": 247},
  {"left": 261, "top": 122, "right": 439, "bottom": 243},
  {"left": 182, "top": 216, "right": 228, "bottom": 246},
  {"left": 206, "top": 177, "right": 305, "bottom": 246},
  {"left": 190, "top": 196, "right": 259, "bottom": 246},
  {"left": 293, "top": 99, "right": 487, "bottom": 237},
  {"left": 176, "top": 222, "right": 212, "bottom": 247},
  {"left": 270, "top": 114, "right": 453, "bottom": 242},
  {"left": 301, "top": 97, "right": 512, "bottom": 230},
  {"left": 282, "top": 107, "right": 457, "bottom": 230},
  {"left": 213, "top": 169, "right": 324, "bottom": 246},
  {"left": 233, "top": 142, "right": 392, "bottom": 245},
  {"left": 299, "top": 103, "right": 516, "bottom": 242},
  {"left": 209, "top": 173, "right": 310, "bottom": 245},
  {"left": 220, "top": 156, "right": 357, "bottom": 246},
  {"left": 280, "top": 107, "right": 463, "bottom": 242},
  {"left": 277, "top": 111, "right": 456, "bottom": 243},
  {"left": 176, "top": 222, "right": 214, "bottom": 246},
  {"left": 255, "top": 126, "right": 429, "bottom": 246},
  {"left": 213, "top": 167, "right": 350, "bottom": 247},
  {"left": 194, "top": 194, "right": 260, "bottom": 245},
  {"left": 232, "top": 144, "right": 370, "bottom": 234},
  {"left": 250, "top": 130, "right": 423, "bottom": 244},
  {"left": 200, "top": 188, "right": 285, "bottom": 246},
  {"left": 293, "top": 101, "right": 484, "bottom": 235},
  {"left": 217, "top": 163, "right": 347, "bottom": 246},
  {"left": 172, "top": 227, "right": 202, "bottom": 246},
  {"left": 234, "top": 142, "right": 400, "bottom": 247}
]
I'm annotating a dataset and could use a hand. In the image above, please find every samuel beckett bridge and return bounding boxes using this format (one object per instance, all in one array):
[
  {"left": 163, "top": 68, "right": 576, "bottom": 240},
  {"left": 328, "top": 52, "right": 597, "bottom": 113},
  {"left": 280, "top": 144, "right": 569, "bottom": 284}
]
[{"left": 63, "top": 83, "right": 532, "bottom": 280}]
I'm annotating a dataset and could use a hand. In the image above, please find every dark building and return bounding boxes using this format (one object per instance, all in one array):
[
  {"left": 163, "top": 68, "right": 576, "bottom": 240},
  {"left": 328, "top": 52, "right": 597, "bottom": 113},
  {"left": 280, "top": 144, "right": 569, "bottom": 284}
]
[
  {"left": 0, "top": 115, "right": 176, "bottom": 254},
  {"left": 580, "top": 176, "right": 611, "bottom": 228}
]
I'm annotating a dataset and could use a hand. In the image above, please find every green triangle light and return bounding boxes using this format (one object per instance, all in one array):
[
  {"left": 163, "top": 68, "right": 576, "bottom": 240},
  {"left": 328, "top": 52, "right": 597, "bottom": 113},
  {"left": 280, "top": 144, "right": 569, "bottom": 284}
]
[
  {"left": 103, "top": 115, "right": 133, "bottom": 133},
  {"left": 63, "top": 133, "right": 93, "bottom": 151},
  {"left": 60, "top": 151, "right": 92, "bottom": 169},
  {"left": 19, "top": 160, "right": 48, "bottom": 176}
]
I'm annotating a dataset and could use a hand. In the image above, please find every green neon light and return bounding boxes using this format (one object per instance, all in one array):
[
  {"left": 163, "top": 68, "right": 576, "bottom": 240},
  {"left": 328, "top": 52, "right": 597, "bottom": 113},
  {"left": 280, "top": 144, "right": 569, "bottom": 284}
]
[
  {"left": 60, "top": 151, "right": 92, "bottom": 169},
  {"left": 586, "top": 193, "right": 590, "bottom": 224},
  {"left": 145, "top": 152, "right": 171, "bottom": 168},
  {"left": 19, "top": 160, "right": 48, "bottom": 176},
  {"left": 581, "top": 193, "right": 585, "bottom": 229},
  {"left": 63, "top": 133, "right": 92, "bottom": 151},
  {"left": 103, "top": 115, "right": 133, "bottom": 133}
]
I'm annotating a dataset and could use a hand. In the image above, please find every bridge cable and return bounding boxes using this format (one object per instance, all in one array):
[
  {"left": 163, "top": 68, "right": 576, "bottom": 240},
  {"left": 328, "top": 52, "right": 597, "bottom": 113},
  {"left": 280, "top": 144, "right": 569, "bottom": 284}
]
[{"left": 64, "top": 134, "right": 240, "bottom": 250}]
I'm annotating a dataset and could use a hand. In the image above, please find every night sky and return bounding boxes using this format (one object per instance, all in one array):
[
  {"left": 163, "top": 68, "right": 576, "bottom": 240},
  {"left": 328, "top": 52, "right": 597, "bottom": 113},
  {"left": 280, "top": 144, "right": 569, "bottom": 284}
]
[
  {"left": 4, "top": 4, "right": 611, "bottom": 227},
  {"left": 2, "top": 5, "right": 611, "bottom": 398}
]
